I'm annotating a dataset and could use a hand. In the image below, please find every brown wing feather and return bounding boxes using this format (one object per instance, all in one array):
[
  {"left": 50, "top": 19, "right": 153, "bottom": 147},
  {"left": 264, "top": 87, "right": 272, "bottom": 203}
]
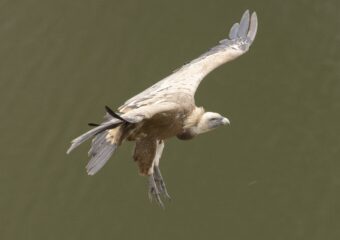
[{"left": 133, "top": 138, "right": 157, "bottom": 175}]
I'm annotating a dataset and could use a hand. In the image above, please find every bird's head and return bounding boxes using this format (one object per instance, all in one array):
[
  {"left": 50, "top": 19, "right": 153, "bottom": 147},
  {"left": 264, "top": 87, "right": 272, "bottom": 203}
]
[{"left": 196, "top": 112, "right": 230, "bottom": 134}]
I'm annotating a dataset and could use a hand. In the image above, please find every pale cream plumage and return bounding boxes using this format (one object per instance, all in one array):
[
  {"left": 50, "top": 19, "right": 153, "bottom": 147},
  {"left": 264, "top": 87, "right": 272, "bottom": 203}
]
[{"left": 67, "top": 10, "right": 258, "bottom": 207}]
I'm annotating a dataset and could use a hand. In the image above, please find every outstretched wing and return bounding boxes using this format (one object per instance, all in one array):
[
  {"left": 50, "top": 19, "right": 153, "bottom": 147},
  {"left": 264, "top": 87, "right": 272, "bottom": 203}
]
[{"left": 119, "top": 10, "right": 257, "bottom": 112}]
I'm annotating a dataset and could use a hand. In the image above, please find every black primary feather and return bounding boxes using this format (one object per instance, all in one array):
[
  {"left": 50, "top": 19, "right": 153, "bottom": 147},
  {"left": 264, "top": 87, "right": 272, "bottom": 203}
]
[{"left": 105, "top": 105, "right": 131, "bottom": 123}]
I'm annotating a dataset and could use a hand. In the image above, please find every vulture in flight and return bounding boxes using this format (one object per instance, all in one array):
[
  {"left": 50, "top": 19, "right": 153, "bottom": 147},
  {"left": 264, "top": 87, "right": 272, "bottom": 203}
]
[{"left": 67, "top": 10, "right": 258, "bottom": 207}]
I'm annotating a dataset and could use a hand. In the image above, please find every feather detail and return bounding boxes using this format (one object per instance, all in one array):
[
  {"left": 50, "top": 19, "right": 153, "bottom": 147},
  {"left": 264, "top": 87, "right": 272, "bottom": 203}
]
[{"left": 183, "top": 107, "right": 205, "bottom": 129}]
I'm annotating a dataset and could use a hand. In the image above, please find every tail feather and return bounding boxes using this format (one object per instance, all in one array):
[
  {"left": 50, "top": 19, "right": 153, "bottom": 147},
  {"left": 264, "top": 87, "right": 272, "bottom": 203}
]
[
  {"left": 88, "top": 130, "right": 109, "bottom": 157},
  {"left": 66, "top": 119, "right": 121, "bottom": 154},
  {"left": 67, "top": 105, "right": 142, "bottom": 175},
  {"left": 86, "top": 130, "right": 117, "bottom": 175}
]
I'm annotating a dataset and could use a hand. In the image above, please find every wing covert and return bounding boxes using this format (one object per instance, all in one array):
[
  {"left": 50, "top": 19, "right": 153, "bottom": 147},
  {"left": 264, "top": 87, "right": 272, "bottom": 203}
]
[{"left": 119, "top": 10, "right": 258, "bottom": 112}]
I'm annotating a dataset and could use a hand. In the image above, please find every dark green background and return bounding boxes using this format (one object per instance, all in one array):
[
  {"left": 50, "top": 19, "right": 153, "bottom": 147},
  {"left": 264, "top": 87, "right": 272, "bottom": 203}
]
[{"left": 1, "top": 0, "right": 339, "bottom": 239}]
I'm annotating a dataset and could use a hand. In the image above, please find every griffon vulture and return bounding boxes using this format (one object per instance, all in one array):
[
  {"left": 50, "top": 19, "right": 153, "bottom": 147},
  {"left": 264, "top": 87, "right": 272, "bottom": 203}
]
[{"left": 67, "top": 10, "right": 258, "bottom": 207}]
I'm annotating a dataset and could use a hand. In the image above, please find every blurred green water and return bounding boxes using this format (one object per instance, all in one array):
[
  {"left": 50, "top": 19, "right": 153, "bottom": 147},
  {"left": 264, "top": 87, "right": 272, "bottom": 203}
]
[{"left": 0, "top": 0, "right": 339, "bottom": 239}]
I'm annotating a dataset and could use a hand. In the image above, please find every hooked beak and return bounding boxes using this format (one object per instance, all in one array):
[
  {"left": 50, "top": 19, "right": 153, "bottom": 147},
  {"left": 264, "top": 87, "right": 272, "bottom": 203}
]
[{"left": 221, "top": 117, "right": 230, "bottom": 125}]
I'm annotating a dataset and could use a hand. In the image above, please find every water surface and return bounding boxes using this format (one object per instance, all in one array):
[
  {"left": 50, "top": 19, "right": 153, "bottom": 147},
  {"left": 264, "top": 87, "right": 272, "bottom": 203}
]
[{"left": 1, "top": 0, "right": 339, "bottom": 239}]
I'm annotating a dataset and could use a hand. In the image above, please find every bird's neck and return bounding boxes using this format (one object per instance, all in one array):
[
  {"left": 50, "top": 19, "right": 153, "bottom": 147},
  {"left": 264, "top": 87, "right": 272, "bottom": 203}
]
[{"left": 179, "top": 107, "right": 211, "bottom": 137}]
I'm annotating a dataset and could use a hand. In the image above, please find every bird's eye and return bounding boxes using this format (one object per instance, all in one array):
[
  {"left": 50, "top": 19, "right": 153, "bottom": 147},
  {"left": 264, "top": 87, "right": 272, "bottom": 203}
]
[{"left": 210, "top": 117, "right": 218, "bottom": 121}]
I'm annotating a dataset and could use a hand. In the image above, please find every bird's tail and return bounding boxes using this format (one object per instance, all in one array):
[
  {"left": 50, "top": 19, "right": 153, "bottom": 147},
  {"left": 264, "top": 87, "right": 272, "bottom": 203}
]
[
  {"left": 66, "top": 119, "right": 121, "bottom": 155},
  {"left": 67, "top": 106, "right": 131, "bottom": 175},
  {"left": 86, "top": 129, "right": 119, "bottom": 175}
]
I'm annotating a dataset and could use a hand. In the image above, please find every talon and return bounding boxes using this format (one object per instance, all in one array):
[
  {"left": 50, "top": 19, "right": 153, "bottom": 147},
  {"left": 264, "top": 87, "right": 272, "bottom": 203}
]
[
  {"left": 148, "top": 175, "right": 164, "bottom": 208},
  {"left": 154, "top": 166, "right": 171, "bottom": 200}
]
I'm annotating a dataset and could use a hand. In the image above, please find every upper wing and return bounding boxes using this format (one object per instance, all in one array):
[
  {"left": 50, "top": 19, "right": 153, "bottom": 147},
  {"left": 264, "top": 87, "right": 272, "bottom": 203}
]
[{"left": 119, "top": 10, "right": 257, "bottom": 112}]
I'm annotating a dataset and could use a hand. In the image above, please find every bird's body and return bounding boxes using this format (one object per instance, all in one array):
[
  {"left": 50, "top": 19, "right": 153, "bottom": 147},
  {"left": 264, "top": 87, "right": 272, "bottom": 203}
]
[
  {"left": 122, "top": 92, "right": 195, "bottom": 141},
  {"left": 67, "top": 10, "right": 258, "bottom": 207}
]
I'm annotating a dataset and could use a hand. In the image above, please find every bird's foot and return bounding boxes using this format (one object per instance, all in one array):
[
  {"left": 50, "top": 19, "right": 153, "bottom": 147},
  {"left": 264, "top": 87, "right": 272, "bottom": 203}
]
[
  {"left": 148, "top": 175, "right": 164, "bottom": 208},
  {"left": 154, "top": 166, "right": 171, "bottom": 200}
]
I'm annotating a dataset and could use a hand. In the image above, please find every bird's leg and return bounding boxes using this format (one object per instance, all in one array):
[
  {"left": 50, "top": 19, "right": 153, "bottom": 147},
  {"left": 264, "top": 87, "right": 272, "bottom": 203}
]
[
  {"left": 153, "top": 165, "right": 171, "bottom": 200},
  {"left": 146, "top": 139, "right": 169, "bottom": 207},
  {"left": 148, "top": 174, "right": 164, "bottom": 208}
]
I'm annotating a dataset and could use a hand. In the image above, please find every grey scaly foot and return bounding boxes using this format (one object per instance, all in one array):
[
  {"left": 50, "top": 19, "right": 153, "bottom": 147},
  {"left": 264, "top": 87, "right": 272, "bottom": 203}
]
[
  {"left": 154, "top": 166, "right": 171, "bottom": 200},
  {"left": 148, "top": 175, "right": 164, "bottom": 208}
]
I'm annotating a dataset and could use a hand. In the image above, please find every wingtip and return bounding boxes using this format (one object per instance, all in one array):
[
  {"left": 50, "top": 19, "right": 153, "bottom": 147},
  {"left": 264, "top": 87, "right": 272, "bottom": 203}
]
[
  {"left": 238, "top": 10, "right": 250, "bottom": 38},
  {"left": 241, "top": 9, "right": 250, "bottom": 19},
  {"left": 243, "top": 9, "right": 250, "bottom": 17},
  {"left": 229, "top": 22, "right": 240, "bottom": 39},
  {"left": 248, "top": 11, "right": 258, "bottom": 41}
]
